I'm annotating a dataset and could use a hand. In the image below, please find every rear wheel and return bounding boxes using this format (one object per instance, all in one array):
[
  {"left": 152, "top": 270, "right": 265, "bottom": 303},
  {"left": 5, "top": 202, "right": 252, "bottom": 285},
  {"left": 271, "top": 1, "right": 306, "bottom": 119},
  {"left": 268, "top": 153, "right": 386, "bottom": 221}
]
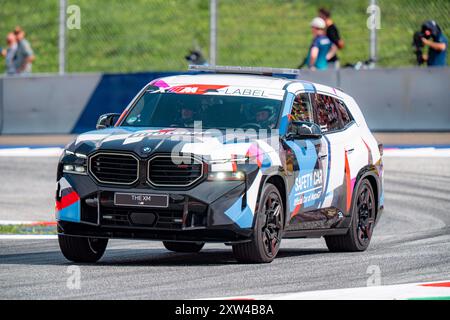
[
  {"left": 325, "top": 179, "right": 376, "bottom": 252},
  {"left": 232, "top": 183, "right": 284, "bottom": 263},
  {"left": 58, "top": 235, "right": 108, "bottom": 263},
  {"left": 162, "top": 241, "right": 205, "bottom": 253}
]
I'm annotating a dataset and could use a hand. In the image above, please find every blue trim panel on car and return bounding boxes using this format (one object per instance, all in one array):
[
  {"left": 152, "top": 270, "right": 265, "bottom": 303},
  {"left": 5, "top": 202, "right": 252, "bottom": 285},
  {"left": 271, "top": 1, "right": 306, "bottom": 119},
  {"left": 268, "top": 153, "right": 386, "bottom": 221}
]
[
  {"left": 224, "top": 196, "right": 254, "bottom": 228},
  {"left": 286, "top": 139, "right": 320, "bottom": 210},
  {"left": 56, "top": 201, "right": 81, "bottom": 223},
  {"left": 300, "top": 81, "right": 316, "bottom": 93},
  {"left": 279, "top": 92, "right": 295, "bottom": 135}
]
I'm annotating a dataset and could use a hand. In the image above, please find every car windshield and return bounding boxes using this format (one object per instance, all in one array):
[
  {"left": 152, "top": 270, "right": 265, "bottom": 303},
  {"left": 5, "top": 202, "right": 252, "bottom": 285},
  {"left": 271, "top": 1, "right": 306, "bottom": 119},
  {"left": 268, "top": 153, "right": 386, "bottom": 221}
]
[{"left": 121, "top": 90, "right": 283, "bottom": 130}]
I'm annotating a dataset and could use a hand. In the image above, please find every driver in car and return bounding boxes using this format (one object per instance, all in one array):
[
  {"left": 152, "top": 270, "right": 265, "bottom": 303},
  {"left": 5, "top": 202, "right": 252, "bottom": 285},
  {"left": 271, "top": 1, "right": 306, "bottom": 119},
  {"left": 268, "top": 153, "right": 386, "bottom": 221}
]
[
  {"left": 255, "top": 106, "right": 277, "bottom": 129},
  {"left": 173, "top": 103, "right": 196, "bottom": 128}
]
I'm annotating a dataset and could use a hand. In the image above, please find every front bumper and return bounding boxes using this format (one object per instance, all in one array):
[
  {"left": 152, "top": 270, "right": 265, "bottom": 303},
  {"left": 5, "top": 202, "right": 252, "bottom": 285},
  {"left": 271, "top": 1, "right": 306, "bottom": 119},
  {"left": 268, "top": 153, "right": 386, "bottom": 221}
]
[
  {"left": 58, "top": 221, "right": 252, "bottom": 243},
  {"left": 56, "top": 173, "right": 254, "bottom": 243}
]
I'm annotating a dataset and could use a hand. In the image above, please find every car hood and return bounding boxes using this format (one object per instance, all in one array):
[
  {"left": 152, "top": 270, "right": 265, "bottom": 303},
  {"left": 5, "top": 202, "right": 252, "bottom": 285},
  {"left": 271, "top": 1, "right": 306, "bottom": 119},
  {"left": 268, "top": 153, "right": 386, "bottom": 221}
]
[{"left": 68, "top": 127, "right": 280, "bottom": 163}]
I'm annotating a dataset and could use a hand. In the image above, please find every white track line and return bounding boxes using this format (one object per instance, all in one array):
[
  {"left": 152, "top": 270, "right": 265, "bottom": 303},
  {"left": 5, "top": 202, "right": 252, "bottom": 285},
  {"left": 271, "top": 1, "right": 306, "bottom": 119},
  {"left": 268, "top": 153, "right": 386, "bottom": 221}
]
[
  {"left": 0, "top": 220, "right": 36, "bottom": 225},
  {"left": 212, "top": 280, "right": 450, "bottom": 300},
  {"left": 383, "top": 148, "right": 450, "bottom": 157},
  {"left": 0, "top": 147, "right": 63, "bottom": 157},
  {"left": 0, "top": 235, "right": 57, "bottom": 240}
]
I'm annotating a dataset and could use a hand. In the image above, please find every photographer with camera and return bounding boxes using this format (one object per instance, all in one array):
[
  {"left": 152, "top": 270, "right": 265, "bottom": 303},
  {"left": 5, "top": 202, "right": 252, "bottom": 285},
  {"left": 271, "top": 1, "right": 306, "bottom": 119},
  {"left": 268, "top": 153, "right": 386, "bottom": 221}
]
[{"left": 413, "top": 20, "right": 447, "bottom": 67}]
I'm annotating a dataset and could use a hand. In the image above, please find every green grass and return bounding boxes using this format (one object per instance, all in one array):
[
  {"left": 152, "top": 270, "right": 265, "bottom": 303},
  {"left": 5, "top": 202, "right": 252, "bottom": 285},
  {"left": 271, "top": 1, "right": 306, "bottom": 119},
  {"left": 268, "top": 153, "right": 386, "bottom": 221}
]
[
  {"left": 0, "top": 0, "right": 448, "bottom": 73},
  {"left": 0, "top": 224, "right": 57, "bottom": 235}
]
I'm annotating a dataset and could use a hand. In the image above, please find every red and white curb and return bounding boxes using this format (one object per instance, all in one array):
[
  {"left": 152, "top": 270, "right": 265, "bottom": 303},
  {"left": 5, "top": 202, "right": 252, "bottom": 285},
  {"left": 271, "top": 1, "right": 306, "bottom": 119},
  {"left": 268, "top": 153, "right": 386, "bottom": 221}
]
[
  {"left": 0, "top": 220, "right": 56, "bottom": 226},
  {"left": 213, "top": 280, "right": 450, "bottom": 300}
]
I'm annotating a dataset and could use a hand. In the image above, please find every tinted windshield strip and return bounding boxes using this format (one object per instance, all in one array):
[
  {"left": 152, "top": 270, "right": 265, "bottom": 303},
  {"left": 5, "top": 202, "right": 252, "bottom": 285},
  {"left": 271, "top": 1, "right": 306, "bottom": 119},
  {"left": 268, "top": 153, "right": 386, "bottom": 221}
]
[{"left": 121, "top": 93, "right": 283, "bottom": 130}]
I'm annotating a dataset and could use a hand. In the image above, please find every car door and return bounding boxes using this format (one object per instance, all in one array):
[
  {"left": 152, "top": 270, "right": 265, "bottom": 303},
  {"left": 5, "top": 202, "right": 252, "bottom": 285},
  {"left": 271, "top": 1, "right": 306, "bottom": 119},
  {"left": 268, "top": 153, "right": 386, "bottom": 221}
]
[
  {"left": 283, "top": 92, "right": 328, "bottom": 230},
  {"left": 309, "top": 93, "right": 349, "bottom": 228}
]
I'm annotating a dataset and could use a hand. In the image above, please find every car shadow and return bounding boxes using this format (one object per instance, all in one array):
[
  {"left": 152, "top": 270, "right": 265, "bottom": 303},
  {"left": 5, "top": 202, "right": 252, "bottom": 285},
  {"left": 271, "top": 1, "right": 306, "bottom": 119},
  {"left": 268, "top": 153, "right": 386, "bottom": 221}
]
[
  {"left": 0, "top": 247, "right": 329, "bottom": 267},
  {"left": 98, "top": 247, "right": 329, "bottom": 266}
]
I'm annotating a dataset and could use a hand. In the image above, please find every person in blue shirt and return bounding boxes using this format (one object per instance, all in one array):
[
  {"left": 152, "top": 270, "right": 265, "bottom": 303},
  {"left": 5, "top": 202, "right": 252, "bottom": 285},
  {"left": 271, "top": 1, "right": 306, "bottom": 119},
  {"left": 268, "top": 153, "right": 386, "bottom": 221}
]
[
  {"left": 421, "top": 20, "right": 447, "bottom": 67},
  {"left": 306, "top": 17, "right": 337, "bottom": 71}
]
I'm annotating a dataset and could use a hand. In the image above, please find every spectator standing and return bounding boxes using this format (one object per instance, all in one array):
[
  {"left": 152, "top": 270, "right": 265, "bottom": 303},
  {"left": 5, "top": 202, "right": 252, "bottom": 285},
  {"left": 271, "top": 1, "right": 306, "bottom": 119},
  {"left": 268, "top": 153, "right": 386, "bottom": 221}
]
[
  {"left": 305, "top": 17, "right": 337, "bottom": 71},
  {"left": 319, "top": 8, "right": 344, "bottom": 69},
  {"left": 421, "top": 20, "right": 447, "bottom": 67},
  {"left": 1, "top": 32, "right": 18, "bottom": 75},
  {"left": 13, "top": 26, "right": 35, "bottom": 74}
]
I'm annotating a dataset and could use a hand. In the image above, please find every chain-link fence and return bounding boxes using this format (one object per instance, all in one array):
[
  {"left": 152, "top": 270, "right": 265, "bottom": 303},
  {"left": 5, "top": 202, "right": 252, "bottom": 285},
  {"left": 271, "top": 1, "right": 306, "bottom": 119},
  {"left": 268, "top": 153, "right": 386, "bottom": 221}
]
[
  {"left": 0, "top": 0, "right": 449, "bottom": 74},
  {"left": 217, "top": 0, "right": 450, "bottom": 68},
  {"left": 0, "top": 0, "right": 60, "bottom": 73},
  {"left": 0, "top": 0, "right": 210, "bottom": 73},
  {"left": 378, "top": 0, "right": 449, "bottom": 67},
  {"left": 65, "top": 0, "right": 209, "bottom": 73}
]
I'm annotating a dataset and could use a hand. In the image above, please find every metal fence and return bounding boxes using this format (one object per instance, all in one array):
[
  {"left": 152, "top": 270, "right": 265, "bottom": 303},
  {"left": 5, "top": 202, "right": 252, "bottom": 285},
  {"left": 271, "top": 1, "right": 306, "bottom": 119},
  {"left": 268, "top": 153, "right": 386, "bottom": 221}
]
[
  {"left": 377, "top": 0, "right": 450, "bottom": 67},
  {"left": 0, "top": 0, "right": 449, "bottom": 74},
  {"left": 216, "top": 0, "right": 449, "bottom": 68}
]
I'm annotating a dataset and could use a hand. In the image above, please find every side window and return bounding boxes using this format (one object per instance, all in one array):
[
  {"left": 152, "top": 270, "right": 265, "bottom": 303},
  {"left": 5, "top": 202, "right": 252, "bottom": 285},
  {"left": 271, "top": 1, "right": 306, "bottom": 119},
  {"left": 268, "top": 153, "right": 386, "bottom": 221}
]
[
  {"left": 312, "top": 94, "right": 341, "bottom": 133},
  {"left": 335, "top": 99, "right": 353, "bottom": 127},
  {"left": 290, "top": 93, "right": 313, "bottom": 123}
]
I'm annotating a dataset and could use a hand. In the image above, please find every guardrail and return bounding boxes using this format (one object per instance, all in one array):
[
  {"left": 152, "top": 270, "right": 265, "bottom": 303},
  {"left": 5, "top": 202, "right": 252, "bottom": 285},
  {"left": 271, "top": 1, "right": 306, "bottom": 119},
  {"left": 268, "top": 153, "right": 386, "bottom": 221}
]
[{"left": 0, "top": 67, "right": 448, "bottom": 134}]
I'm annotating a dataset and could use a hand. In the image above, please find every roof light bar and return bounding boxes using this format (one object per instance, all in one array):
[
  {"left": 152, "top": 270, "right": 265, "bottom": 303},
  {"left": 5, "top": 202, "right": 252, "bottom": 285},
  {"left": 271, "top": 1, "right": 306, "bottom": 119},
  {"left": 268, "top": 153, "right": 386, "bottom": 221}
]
[{"left": 189, "top": 65, "right": 300, "bottom": 76}]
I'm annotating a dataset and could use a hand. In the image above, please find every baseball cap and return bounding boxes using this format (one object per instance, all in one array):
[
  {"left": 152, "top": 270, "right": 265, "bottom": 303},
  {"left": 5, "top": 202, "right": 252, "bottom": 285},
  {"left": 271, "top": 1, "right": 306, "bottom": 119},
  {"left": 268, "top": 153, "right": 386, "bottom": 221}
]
[{"left": 310, "top": 17, "right": 326, "bottom": 30}]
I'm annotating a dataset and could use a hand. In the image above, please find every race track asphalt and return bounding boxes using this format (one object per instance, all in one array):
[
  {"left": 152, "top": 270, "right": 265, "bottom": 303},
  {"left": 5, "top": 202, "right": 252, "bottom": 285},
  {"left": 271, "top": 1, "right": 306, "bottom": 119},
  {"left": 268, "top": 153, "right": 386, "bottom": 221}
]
[{"left": 0, "top": 157, "right": 450, "bottom": 299}]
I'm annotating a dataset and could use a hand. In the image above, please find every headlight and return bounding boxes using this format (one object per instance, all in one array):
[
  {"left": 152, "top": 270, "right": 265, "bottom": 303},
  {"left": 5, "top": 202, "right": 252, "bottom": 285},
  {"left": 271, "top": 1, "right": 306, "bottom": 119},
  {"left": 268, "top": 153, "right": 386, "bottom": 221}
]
[
  {"left": 63, "top": 164, "right": 86, "bottom": 174},
  {"left": 208, "top": 171, "right": 246, "bottom": 181},
  {"left": 62, "top": 150, "right": 87, "bottom": 175}
]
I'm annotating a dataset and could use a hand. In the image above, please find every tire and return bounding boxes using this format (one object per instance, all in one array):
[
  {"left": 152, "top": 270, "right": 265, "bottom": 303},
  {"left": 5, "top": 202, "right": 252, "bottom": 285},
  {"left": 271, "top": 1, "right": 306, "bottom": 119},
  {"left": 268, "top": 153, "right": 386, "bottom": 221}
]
[
  {"left": 232, "top": 183, "right": 284, "bottom": 263},
  {"left": 163, "top": 241, "right": 205, "bottom": 253},
  {"left": 325, "top": 179, "right": 376, "bottom": 252},
  {"left": 58, "top": 234, "right": 108, "bottom": 263}
]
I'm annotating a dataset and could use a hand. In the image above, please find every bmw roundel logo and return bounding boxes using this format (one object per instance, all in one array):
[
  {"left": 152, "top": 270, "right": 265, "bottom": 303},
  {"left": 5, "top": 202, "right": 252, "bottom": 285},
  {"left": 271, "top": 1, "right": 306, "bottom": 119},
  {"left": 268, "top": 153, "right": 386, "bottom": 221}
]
[{"left": 142, "top": 146, "right": 152, "bottom": 153}]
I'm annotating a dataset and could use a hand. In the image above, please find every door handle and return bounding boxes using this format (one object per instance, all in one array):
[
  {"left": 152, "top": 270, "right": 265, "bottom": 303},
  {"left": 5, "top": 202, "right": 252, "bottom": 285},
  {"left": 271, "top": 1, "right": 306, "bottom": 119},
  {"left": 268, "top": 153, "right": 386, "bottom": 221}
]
[
  {"left": 346, "top": 148, "right": 355, "bottom": 154},
  {"left": 319, "top": 153, "right": 328, "bottom": 159}
]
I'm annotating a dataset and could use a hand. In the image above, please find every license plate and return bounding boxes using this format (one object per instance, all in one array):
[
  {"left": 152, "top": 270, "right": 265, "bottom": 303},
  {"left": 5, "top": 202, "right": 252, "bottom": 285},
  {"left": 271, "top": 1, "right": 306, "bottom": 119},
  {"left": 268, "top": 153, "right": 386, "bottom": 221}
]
[{"left": 114, "top": 193, "right": 169, "bottom": 208}]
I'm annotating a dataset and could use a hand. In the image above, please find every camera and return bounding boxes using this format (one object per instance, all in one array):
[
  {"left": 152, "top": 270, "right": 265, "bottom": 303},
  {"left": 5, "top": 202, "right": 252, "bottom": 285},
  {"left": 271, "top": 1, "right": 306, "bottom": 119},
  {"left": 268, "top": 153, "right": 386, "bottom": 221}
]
[
  {"left": 185, "top": 49, "right": 207, "bottom": 66},
  {"left": 412, "top": 31, "right": 425, "bottom": 65},
  {"left": 412, "top": 20, "right": 442, "bottom": 66}
]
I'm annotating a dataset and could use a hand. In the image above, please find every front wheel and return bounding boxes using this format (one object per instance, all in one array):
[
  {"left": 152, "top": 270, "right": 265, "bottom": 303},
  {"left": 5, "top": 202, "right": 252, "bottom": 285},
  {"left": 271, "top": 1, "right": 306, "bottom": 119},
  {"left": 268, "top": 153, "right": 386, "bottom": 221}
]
[
  {"left": 325, "top": 179, "right": 376, "bottom": 252},
  {"left": 58, "top": 235, "right": 108, "bottom": 263},
  {"left": 232, "top": 183, "right": 284, "bottom": 263}
]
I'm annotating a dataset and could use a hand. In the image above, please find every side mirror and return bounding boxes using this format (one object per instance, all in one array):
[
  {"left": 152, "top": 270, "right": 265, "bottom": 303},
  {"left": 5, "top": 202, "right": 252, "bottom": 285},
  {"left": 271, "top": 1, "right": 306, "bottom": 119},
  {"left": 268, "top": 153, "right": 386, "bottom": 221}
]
[
  {"left": 286, "top": 121, "right": 322, "bottom": 140},
  {"left": 96, "top": 113, "right": 121, "bottom": 130}
]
